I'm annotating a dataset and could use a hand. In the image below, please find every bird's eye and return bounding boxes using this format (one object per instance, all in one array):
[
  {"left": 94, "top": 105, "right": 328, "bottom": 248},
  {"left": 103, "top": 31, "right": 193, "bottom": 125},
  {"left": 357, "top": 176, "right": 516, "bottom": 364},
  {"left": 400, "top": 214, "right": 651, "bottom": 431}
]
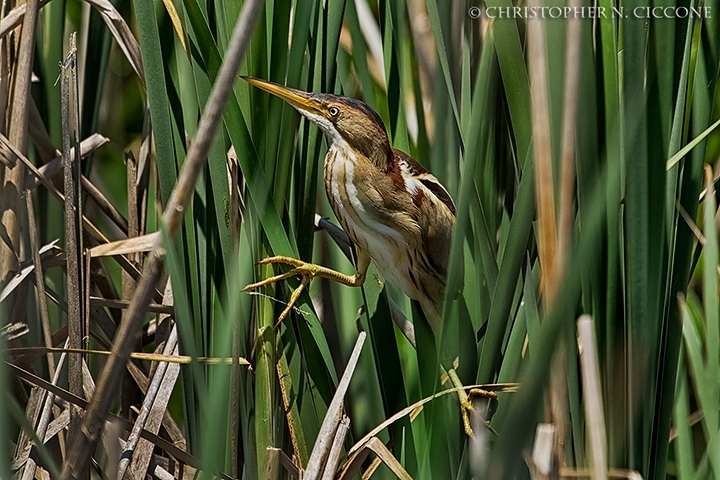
[{"left": 328, "top": 106, "right": 340, "bottom": 117}]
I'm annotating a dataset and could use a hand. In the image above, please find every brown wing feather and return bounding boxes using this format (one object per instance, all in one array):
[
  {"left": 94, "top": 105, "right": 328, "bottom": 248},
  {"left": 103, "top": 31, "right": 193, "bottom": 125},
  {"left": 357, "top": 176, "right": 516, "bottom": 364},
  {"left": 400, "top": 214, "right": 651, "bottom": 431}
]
[
  {"left": 393, "top": 148, "right": 457, "bottom": 287},
  {"left": 392, "top": 149, "right": 456, "bottom": 215}
]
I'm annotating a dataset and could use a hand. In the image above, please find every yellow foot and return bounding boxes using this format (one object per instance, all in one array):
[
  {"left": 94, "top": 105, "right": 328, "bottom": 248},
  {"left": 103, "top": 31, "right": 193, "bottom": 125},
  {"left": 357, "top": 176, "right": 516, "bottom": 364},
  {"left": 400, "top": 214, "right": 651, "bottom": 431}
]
[
  {"left": 445, "top": 367, "right": 498, "bottom": 437},
  {"left": 243, "top": 256, "right": 320, "bottom": 325},
  {"left": 244, "top": 256, "right": 365, "bottom": 325},
  {"left": 460, "top": 387, "right": 498, "bottom": 437}
]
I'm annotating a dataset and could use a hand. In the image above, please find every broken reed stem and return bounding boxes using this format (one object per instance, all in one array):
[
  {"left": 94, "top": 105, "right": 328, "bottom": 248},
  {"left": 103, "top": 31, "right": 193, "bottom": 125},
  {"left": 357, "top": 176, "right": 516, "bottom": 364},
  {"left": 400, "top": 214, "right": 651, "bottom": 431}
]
[
  {"left": 71, "top": 33, "right": 84, "bottom": 327},
  {"left": 527, "top": 1, "right": 563, "bottom": 446},
  {"left": 61, "top": 34, "right": 86, "bottom": 468},
  {"left": 527, "top": 2, "right": 583, "bottom": 473},
  {"left": 59, "top": 1, "right": 266, "bottom": 477},
  {"left": 305, "top": 332, "right": 366, "bottom": 478},
  {"left": 321, "top": 415, "right": 350, "bottom": 480},
  {"left": 556, "top": 8, "right": 582, "bottom": 474}
]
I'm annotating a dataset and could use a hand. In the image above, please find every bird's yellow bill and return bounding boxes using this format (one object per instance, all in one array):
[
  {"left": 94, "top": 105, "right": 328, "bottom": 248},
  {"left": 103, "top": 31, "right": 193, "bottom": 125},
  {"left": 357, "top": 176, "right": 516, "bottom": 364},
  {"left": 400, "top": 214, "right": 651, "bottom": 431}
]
[{"left": 241, "top": 76, "right": 321, "bottom": 116}]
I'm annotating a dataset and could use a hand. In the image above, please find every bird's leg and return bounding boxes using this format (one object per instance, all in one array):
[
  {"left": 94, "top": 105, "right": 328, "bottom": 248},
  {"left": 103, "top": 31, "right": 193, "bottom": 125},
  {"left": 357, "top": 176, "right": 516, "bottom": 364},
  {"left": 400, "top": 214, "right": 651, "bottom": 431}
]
[
  {"left": 244, "top": 251, "right": 371, "bottom": 324},
  {"left": 442, "top": 360, "right": 496, "bottom": 437}
]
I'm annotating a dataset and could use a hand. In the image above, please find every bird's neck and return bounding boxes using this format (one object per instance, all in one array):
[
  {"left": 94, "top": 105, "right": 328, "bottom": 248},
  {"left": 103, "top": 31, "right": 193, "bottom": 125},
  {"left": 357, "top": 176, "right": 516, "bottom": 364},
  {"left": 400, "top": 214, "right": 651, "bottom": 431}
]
[{"left": 326, "top": 131, "right": 393, "bottom": 171}]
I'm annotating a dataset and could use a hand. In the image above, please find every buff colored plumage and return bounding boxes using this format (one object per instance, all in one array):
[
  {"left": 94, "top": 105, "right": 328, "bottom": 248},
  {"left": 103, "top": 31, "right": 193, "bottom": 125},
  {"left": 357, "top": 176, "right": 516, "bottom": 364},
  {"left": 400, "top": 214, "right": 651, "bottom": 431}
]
[{"left": 242, "top": 77, "right": 456, "bottom": 335}]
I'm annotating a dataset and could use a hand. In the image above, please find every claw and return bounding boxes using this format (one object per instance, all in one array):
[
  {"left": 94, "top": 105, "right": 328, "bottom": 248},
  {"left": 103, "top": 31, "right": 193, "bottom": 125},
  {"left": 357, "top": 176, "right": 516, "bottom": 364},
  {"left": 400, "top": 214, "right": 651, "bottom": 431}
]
[
  {"left": 243, "top": 256, "right": 330, "bottom": 326},
  {"left": 245, "top": 255, "right": 364, "bottom": 326},
  {"left": 274, "top": 275, "right": 311, "bottom": 327},
  {"left": 460, "top": 388, "right": 498, "bottom": 437},
  {"left": 243, "top": 268, "right": 304, "bottom": 291},
  {"left": 444, "top": 366, "right": 499, "bottom": 437},
  {"left": 244, "top": 258, "right": 315, "bottom": 326},
  {"left": 468, "top": 388, "right": 497, "bottom": 400},
  {"left": 460, "top": 395, "right": 476, "bottom": 438}
]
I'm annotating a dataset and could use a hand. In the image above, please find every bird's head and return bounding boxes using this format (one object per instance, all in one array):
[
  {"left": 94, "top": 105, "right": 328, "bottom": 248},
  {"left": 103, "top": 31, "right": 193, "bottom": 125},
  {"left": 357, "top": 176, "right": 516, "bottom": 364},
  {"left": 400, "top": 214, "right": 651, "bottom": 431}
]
[{"left": 242, "top": 76, "right": 392, "bottom": 168}]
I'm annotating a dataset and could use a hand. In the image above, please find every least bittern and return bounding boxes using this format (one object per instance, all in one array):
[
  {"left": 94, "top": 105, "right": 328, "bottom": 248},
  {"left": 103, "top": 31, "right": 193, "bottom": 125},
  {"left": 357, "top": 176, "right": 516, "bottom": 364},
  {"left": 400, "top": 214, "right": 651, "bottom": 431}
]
[{"left": 243, "top": 77, "right": 488, "bottom": 434}]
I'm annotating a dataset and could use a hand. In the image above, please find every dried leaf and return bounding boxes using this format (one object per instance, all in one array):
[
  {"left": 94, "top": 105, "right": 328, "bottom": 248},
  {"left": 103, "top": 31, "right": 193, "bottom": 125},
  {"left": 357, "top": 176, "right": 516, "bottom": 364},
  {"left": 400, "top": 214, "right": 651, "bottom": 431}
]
[
  {"left": 0, "top": 134, "right": 18, "bottom": 167},
  {"left": 83, "top": 0, "right": 145, "bottom": 82},
  {"left": 0, "top": 240, "right": 59, "bottom": 303},
  {"left": 339, "top": 437, "right": 411, "bottom": 480},
  {"left": 23, "top": 134, "right": 109, "bottom": 190},
  {"left": 160, "top": 0, "right": 188, "bottom": 55},
  {"left": 0, "top": 322, "right": 29, "bottom": 341},
  {"left": 88, "top": 232, "right": 160, "bottom": 258},
  {"left": 7, "top": 346, "right": 251, "bottom": 367},
  {"left": 363, "top": 437, "right": 412, "bottom": 480}
]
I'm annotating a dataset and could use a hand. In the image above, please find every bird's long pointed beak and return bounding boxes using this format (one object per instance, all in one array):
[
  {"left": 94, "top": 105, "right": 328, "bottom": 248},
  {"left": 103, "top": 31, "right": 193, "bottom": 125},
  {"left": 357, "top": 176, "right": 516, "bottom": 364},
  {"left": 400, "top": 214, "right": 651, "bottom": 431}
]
[{"left": 241, "top": 76, "right": 321, "bottom": 116}]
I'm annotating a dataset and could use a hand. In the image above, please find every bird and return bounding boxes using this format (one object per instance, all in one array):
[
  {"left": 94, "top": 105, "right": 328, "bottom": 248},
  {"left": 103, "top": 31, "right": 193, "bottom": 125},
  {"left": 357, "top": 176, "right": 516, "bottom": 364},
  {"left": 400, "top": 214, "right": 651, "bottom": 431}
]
[
  {"left": 240, "top": 77, "right": 498, "bottom": 437},
  {"left": 241, "top": 76, "right": 457, "bottom": 337}
]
